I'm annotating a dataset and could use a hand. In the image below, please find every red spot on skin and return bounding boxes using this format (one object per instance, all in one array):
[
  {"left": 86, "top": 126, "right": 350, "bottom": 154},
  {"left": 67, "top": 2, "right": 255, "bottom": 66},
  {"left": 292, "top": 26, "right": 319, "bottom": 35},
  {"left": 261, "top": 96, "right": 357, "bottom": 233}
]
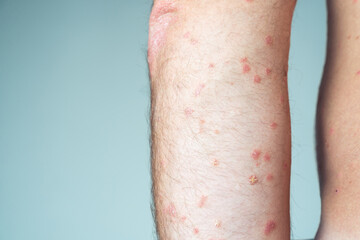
[
  {"left": 354, "top": 0, "right": 358, "bottom": 4},
  {"left": 249, "top": 175, "right": 258, "bottom": 185},
  {"left": 229, "top": 82, "right": 234, "bottom": 85},
  {"left": 183, "top": 31, "right": 190, "bottom": 39},
  {"left": 254, "top": 75, "right": 261, "bottom": 83},
  {"left": 264, "top": 153, "right": 271, "bottom": 162},
  {"left": 347, "top": 35, "right": 352, "bottom": 39},
  {"left": 264, "top": 221, "right": 276, "bottom": 235},
  {"left": 198, "top": 195, "right": 208, "bottom": 208},
  {"left": 270, "top": 122, "right": 278, "bottom": 129},
  {"left": 356, "top": 70, "right": 360, "bottom": 75},
  {"left": 193, "top": 228, "right": 199, "bottom": 234},
  {"left": 265, "top": 35, "right": 273, "bottom": 46},
  {"left": 166, "top": 203, "right": 177, "bottom": 217},
  {"left": 335, "top": 189, "right": 339, "bottom": 193},
  {"left": 330, "top": 127, "right": 334, "bottom": 135},
  {"left": 356, "top": 36, "right": 360, "bottom": 40},
  {"left": 240, "top": 57, "right": 248, "bottom": 63},
  {"left": 252, "top": 149, "right": 261, "bottom": 160},
  {"left": 243, "top": 64, "right": 251, "bottom": 73},
  {"left": 190, "top": 38, "right": 198, "bottom": 45},
  {"left": 213, "top": 159, "right": 219, "bottom": 166},
  {"left": 180, "top": 216, "right": 187, "bottom": 222},
  {"left": 215, "top": 220, "right": 222, "bottom": 228},
  {"left": 256, "top": 162, "right": 261, "bottom": 167},
  {"left": 214, "top": 129, "right": 220, "bottom": 134},
  {"left": 185, "top": 108, "right": 194, "bottom": 116},
  {"left": 194, "top": 84, "right": 205, "bottom": 97},
  {"left": 209, "top": 63, "right": 215, "bottom": 68},
  {"left": 266, "top": 68, "right": 272, "bottom": 75},
  {"left": 200, "top": 119, "right": 205, "bottom": 124},
  {"left": 283, "top": 162, "right": 288, "bottom": 169},
  {"left": 266, "top": 174, "right": 273, "bottom": 181}
]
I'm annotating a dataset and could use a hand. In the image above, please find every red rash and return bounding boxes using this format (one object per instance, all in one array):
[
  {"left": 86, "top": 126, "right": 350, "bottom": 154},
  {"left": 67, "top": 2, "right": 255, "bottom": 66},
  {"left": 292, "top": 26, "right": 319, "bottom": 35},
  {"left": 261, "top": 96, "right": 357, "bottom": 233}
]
[
  {"left": 252, "top": 149, "right": 261, "bottom": 160},
  {"left": 185, "top": 108, "right": 194, "bottom": 116},
  {"left": 264, "top": 220, "right": 276, "bottom": 235},
  {"left": 209, "top": 63, "right": 215, "bottom": 68},
  {"left": 249, "top": 175, "right": 258, "bottom": 185},
  {"left": 266, "top": 174, "right": 273, "bottom": 181},
  {"left": 356, "top": 70, "right": 360, "bottom": 75},
  {"left": 195, "top": 83, "right": 205, "bottom": 97},
  {"left": 266, "top": 68, "right": 272, "bottom": 75},
  {"left": 198, "top": 195, "right": 208, "bottom": 208},
  {"left": 264, "top": 153, "right": 271, "bottom": 162},
  {"left": 254, "top": 75, "right": 261, "bottom": 83},
  {"left": 213, "top": 159, "right": 219, "bottom": 166},
  {"left": 243, "top": 64, "right": 251, "bottom": 73},
  {"left": 270, "top": 122, "right": 278, "bottom": 129},
  {"left": 265, "top": 35, "right": 273, "bottom": 46},
  {"left": 166, "top": 203, "right": 177, "bottom": 217},
  {"left": 193, "top": 228, "right": 199, "bottom": 234}
]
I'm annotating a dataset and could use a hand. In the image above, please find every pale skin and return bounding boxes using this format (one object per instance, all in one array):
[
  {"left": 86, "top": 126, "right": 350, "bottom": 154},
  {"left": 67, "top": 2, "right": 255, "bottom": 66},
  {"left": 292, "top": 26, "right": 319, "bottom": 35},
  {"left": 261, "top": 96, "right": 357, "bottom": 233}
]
[{"left": 148, "top": 0, "right": 360, "bottom": 239}]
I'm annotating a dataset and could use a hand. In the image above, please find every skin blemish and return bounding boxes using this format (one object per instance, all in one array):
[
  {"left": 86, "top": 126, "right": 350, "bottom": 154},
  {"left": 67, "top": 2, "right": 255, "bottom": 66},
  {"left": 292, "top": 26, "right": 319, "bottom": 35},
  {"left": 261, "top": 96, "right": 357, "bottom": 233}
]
[
  {"left": 209, "top": 63, "right": 215, "bottom": 68},
  {"left": 256, "top": 162, "right": 261, "bottom": 167},
  {"left": 265, "top": 35, "right": 273, "bottom": 46},
  {"left": 185, "top": 108, "right": 194, "bottom": 117},
  {"left": 243, "top": 64, "right": 251, "bottom": 73},
  {"left": 240, "top": 57, "right": 248, "bottom": 63},
  {"left": 266, "top": 68, "right": 272, "bottom": 75},
  {"left": 264, "top": 152, "right": 271, "bottom": 162},
  {"left": 190, "top": 38, "right": 199, "bottom": 45},
  {"left": 249, "top": 175, "right": 258, "bottom": 185},
  {"left": 266, "top": 173, "right": 273, "bottom": 181},
  {"left": 198, "top": 195, "right": 208, "bottom": 208},
  {"left": 347, "top": 35, "right": 352, "bottom": 39},
  {"left": 335, "top": 189, "right": 339, "bottom": 193},
  {"left": 215, "top": 220, "right": 222, "bottom": 228},
  {"left": 264, "top": 220, "right": 276, "bottom": 236},
  {"left": 180, "top": 216, "right": 187, "bottom": 222},
  {"left": 356, "top": 70, "right": 360, "bottom": 75},
  {"left": 270, "top": 122, "right": 278, "bottom": 129},
  {"left": 213, "top": 159, "right": 219, "bottom": 166},
  {"left": 183, "top": 31, "right": 190, "bottom": 39},
  {"left": 166, "top": 203, "right": 177, "bottom": 217},
  {"left": 215, "top": 129, "right": 220, "bottom": 134},
  {"left": 254, "top": 75, "right": 261, "bottom": 83},
  {"left": 194, "top": 84, "right": 205, "bottom": 97},
  {"left": 252, "top": 149, "right": 261, "bottom": 160},
  {"left": 283, "top": 162, "right": 288, "bottom": 169},
  {"left": 194, "top": 228, "right": 199, "bottom": 234}
]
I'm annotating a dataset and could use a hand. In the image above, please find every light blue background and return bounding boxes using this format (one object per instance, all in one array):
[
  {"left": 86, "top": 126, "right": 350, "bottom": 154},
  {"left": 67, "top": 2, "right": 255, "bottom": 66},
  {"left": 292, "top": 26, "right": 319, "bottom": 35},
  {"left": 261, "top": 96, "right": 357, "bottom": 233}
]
[{"left": 0, "top": 0, "right": 326, "bottom": 239}]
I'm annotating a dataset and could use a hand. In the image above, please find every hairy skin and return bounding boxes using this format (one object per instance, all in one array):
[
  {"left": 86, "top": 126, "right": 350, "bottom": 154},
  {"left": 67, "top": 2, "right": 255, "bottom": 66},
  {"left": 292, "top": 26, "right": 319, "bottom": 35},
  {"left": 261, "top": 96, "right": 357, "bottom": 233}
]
[
  {"left": 316, "top": 1, "right": 360, "bottom": 239},
  {"left": 149, "top": 0, "right": 295, "bottom": 239}
]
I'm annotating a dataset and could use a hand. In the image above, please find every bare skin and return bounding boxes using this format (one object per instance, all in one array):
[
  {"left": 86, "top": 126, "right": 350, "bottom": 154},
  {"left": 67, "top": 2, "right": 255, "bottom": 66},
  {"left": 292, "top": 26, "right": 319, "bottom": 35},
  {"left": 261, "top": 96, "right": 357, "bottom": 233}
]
[
  {"left": 148, "top": 0, "right": 295, "bottom": 239},
  {"left": 316, "top": 1, "right": 360, "bottom": 239}
]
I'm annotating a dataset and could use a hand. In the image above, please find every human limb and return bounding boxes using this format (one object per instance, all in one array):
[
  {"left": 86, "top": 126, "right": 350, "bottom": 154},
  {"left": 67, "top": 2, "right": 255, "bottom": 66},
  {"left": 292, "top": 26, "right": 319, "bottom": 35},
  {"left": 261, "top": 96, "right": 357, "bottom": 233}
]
[
  {"left": 148, "top": 0, "right": 295, "bottom": 239},
  {"left": 316, "top": 1, "right": 360, "bottom": 239}
]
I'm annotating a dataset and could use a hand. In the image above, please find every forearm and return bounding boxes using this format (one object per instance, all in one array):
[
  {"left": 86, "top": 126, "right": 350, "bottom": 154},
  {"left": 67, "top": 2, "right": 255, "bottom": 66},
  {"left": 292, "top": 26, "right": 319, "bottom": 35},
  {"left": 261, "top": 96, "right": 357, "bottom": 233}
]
[
  {"left": 316, "top": 1, "right": 360, "bottom": 238},
  {"left": 149, "top": 1, "right": 295, "bottom": 239}
]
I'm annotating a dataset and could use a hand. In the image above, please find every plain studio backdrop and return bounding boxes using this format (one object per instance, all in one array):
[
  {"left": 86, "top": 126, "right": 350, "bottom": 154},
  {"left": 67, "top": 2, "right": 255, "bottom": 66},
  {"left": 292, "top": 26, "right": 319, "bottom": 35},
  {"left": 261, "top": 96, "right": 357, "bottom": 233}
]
[{"left": 0, "top": 0, "right": 326, "bottom": 239}]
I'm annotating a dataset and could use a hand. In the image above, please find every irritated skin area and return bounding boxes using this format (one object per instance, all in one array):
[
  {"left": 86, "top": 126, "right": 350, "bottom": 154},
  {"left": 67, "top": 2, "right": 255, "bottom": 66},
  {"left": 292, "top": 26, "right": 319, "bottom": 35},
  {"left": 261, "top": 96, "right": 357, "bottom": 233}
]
[
  {"left": 149, "top": 1, "right": 295, "bottom": 239},
  {"left": 316, "top": 1, "right": 360, "bottom": 239}
]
